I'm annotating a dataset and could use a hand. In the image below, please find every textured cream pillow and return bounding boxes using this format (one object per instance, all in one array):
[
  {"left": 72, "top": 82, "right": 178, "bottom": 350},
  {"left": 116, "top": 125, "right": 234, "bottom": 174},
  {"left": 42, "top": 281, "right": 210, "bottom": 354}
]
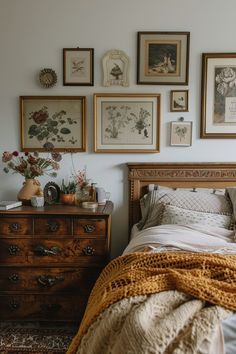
[
  {"left": 161, "top": 204, "right": 233, "bottom": 229},
  {"left": 138, "top": 187, "right": 233, "bottom": 230}
]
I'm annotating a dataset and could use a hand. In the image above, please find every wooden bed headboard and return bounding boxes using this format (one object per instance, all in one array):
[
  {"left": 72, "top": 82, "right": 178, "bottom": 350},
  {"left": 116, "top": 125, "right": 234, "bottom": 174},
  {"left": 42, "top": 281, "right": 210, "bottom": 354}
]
[{"left": 127, "top": 162, "right": 236, "bottom": 232}]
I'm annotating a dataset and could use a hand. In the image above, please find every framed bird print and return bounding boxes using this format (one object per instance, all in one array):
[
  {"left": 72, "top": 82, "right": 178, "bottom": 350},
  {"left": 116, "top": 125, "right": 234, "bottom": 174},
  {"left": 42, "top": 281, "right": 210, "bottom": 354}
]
[{"left": 63, "top": 48, "right": 94, "bottom": 86}]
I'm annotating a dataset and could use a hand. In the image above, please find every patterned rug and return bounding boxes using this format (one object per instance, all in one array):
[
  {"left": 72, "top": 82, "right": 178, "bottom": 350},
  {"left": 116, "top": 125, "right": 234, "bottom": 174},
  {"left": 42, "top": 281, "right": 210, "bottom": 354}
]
[{"left": 0, "top": 322, "right": 78, "bottom": 354}]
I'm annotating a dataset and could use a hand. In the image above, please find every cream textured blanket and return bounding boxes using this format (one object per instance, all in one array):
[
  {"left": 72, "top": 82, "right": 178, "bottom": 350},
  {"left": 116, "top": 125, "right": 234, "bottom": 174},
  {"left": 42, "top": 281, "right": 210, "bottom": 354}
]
[{"left": 73, "top": 290, "right": 231, "bottom": 354}]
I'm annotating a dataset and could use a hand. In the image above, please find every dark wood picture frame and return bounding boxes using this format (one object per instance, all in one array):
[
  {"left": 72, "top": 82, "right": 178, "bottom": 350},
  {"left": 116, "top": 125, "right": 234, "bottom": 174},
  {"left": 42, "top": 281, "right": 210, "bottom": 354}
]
[{"left": 63, "top": 48, "right": 94, "bottom": 86}]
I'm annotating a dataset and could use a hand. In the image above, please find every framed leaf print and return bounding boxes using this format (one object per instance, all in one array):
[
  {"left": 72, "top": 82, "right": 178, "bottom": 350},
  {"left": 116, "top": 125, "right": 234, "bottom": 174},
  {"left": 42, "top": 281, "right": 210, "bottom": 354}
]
[
  {"left": 94, "top": 93, "right": 161, "bottom": 153},
  {"left": 20, "top": 96, "right": 86, "bottom": 152},
  {"left": 63, "top": 48, "right": 94, "bottom": 86}
]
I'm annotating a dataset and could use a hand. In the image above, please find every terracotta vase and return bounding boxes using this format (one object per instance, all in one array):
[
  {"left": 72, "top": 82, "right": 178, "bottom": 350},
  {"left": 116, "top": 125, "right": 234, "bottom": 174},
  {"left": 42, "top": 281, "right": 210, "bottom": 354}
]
[
  {"left": 60, "top": 193, "right": 75, "bottom": 205},
  {"left": 17, "top": 179, "right": 41, "bottom": 205}
]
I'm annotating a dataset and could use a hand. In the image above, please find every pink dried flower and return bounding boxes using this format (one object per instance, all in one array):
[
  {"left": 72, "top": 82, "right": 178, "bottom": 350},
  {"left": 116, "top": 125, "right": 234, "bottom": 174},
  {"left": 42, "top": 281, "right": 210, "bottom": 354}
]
[
  {"left": 2, "top": 151, "right": 62, "bottom": 179},
  {"left": 2, "top": 151, "right": 13, "bottom": 162}
]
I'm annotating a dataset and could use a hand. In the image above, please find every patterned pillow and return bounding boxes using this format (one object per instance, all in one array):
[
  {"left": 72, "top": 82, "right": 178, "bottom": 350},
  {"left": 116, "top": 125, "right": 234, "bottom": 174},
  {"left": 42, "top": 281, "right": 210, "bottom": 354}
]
[
  {"left": 138, "top": 187, "right": 233, "bottom": 230},
  {"left": 161, "top": 204, "right": 232, "bottom": 229}
]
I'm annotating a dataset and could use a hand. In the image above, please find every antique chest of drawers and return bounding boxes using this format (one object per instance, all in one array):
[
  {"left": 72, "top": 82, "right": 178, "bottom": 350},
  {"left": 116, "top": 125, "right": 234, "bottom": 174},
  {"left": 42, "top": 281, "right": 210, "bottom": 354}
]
[{"left": 0, "top": 202, "right": 113, "bottom": 322}]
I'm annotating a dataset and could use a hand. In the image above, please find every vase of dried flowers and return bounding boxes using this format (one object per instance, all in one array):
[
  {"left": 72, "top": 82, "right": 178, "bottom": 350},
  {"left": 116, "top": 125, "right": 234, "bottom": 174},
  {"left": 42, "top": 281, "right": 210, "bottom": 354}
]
[{"left": 2, "top": 150, "right": 62, "bottom": 205}]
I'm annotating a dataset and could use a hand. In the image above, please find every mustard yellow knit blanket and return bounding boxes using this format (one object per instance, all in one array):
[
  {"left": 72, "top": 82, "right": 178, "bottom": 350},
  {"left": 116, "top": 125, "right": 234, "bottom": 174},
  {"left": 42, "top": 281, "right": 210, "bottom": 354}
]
[{"left": 67, "top": 252, "right": 236, "bottom": 353}]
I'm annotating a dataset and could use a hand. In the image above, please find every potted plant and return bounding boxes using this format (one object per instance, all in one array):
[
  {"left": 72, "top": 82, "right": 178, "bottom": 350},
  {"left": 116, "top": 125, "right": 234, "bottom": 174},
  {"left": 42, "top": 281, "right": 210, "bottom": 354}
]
[{"left": 60, "top": 179, "right": 77, "bottom": 205}]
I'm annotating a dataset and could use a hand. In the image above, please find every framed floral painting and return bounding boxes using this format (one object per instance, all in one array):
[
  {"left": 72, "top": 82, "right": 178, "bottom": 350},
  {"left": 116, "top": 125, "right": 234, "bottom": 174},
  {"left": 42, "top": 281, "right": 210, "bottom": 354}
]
[
  {"left": 20, "top": 96, "right": 86, "bottom": 152},
  {"left": 94, "top": 93, "right": 161, "bottom": 153},
  {"left": 63, "top": 48, "right": 94, "bottom": 86},
  {"left": 201, "top": 53, "right": 236, "bottom": 138},
  {"left": 137, "top": 31, "right": 190, "bottom": 85}
]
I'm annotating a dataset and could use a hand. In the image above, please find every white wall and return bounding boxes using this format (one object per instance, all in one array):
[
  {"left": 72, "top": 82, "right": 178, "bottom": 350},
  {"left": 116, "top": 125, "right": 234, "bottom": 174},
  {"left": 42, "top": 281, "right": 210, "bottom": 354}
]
[{"left": 1, "top": 0, "right": 236, "bottom": 257}]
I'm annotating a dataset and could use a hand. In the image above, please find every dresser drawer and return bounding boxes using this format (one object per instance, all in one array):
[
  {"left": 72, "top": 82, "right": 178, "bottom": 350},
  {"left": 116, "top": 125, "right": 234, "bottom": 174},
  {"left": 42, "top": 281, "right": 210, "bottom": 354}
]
[
  {"left": 0, "top": 217, "right": 32, "bottom": 236},
  {"left": 0, "top": 294, "right": 87, "bottom": 321},
  {"left": 0, "top": 238, "right": 107, "bottom": 265},
  {"left": 0, "top": 267, "right": 101, "bottom": 293},
  {"left": 73, "top": 218, "right": 106, "bottom": 237},
  {"left": 34, "top": 217, "right": 72, "bottom": 236}
]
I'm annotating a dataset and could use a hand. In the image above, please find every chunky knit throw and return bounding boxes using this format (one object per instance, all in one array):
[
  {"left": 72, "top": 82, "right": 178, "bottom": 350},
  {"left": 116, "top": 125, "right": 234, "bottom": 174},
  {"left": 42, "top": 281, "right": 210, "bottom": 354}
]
[{"left": 67, "top": 252, "right": 236, "bottom": 353}]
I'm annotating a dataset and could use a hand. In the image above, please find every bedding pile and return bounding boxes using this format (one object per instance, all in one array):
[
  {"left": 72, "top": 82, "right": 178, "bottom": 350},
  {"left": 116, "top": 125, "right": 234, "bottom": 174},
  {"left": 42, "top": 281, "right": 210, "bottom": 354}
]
[
  {"left": 67, "top": 186, "right": 236, "bottom": 354},
  {"left": 67, "top": 251, "right": 236, "bottom": 354}
]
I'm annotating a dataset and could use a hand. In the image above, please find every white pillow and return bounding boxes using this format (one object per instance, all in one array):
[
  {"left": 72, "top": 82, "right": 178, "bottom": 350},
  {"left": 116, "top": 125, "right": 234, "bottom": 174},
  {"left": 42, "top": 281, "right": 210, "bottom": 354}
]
[
  {"left": 138, "top": 187, "right": 233, "bottom": 230},
  {"left": 161, "top": 204, "right": 233, "bottom": 229}
]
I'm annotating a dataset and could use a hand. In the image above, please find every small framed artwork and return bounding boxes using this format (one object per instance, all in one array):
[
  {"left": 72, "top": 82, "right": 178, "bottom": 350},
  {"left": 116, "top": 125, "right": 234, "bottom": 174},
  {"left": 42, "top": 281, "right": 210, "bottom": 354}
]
[
  {"left": 20, "top": 96, "right": 86, "bottom": 152},
  {"left": 170, "top": 120, "right": 192, "bottom": 146},
  {"left": 94, "top": 93, "right": 161, "bottom": 153},
  {"left": 102, "top": 49, "right": 130, "bottom": 87},
  {"left": 201, "top": 53, "right": 236, "bottom": 138},
  {"left": 170, "top": 90, "right": 188, "bottom": 112},
  {"left": 63, "top": 48, "right": 94, "bottom": 86},
  {"left": 137, "top": 31, "right": 190, "bottom": 85}
]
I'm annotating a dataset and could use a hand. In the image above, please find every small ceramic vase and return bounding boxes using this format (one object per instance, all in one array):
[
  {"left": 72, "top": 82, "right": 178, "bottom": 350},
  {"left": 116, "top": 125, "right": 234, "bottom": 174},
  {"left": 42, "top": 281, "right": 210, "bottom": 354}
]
[{"left": 17, "top": 179, "right": 41, "bottom": 205}]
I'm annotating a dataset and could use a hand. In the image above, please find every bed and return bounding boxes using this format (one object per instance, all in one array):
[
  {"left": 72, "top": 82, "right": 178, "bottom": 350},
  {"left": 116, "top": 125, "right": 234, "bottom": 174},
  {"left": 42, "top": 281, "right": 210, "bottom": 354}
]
[{"left": 67, "top": 162, "right": 236, "bottom": 354}]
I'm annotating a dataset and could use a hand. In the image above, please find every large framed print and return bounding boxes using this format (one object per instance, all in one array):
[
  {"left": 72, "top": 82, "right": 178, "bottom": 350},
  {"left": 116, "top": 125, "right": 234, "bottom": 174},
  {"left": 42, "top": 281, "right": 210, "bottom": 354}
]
[
  {"left": 20, "top": 96, "right": 86, "bottom": 152},
  {"left": 201, "top": 53, "right": 236, "bottom": 138},
  {"left": 137, "top": 31, "right": 190, "bottom": 85},
  {"left": 94, "top": 93, "right": 161, "bottom": 153},
  {"left": 63, "top": 48, "right": 94, "bottom": 86}
]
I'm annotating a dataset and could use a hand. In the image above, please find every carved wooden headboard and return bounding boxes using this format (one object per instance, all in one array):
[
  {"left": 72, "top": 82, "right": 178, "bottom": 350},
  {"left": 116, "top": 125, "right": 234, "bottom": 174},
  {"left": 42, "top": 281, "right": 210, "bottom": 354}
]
[{"left": 127, "top": 162, "right": 236, "bottom": 232}]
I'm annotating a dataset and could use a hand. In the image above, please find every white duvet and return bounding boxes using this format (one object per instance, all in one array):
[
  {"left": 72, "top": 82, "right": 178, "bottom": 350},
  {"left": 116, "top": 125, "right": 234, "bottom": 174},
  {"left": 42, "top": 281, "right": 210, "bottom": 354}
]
[{"left": 124, "top": 223, "right": 236, "bottom": 255}]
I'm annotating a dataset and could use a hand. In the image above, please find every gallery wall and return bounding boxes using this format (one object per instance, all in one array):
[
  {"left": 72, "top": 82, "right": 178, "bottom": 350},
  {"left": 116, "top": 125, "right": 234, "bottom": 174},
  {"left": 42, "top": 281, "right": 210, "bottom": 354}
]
[{"left": 1, "top": 0, "right": 236, "bottom": 257}]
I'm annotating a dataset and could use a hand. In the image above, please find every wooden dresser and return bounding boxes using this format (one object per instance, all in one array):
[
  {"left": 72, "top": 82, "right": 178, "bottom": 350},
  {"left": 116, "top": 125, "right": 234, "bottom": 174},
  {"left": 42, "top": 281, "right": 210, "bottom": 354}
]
[{"left": 0, "top": 201, "right": 113, "bottom": 322}]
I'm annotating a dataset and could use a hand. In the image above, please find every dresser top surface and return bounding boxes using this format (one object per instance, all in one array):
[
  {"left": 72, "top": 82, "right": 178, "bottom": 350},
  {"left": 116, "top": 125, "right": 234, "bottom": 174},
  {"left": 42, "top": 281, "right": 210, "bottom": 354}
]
[{"left": 0, "top": 201, "right": 113, "bottom": 216}]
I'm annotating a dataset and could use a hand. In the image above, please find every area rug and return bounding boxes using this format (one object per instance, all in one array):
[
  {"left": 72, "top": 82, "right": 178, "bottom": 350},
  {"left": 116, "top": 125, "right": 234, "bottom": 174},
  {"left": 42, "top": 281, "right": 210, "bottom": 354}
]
[{"left": 0, "top": 322, "right": 78, "bottom": 354}]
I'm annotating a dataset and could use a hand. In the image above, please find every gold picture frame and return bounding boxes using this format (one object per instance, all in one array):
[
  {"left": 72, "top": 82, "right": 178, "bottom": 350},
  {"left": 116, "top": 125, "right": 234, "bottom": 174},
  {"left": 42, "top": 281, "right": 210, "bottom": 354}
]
[
  {"left": 63, "top": 48, "right": 94, "bottom": 86},
  {"left": 137, "top": 31, "right": 190, "bottom": 85},
  {"left": 201, "top": 52, "right": 236, "bottom": 138},
  {"left": 94, "top": 93, "right": 161, "bottom": 153},
  {"left": 20, "top": 96, "right": 86, "bottom": 152}
]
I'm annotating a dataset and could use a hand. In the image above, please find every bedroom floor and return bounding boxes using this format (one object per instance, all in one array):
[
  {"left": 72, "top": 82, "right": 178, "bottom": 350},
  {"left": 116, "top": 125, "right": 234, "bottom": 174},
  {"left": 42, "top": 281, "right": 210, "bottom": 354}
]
[{"left": 0, "top": 321, "right": 78, "bottom": 353}]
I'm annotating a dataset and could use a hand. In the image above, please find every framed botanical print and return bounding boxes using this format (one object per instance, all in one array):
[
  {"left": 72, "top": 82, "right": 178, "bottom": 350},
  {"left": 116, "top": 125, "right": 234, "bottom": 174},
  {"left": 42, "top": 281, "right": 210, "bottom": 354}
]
[
  {"left": 63, "top": 48, "right": 94, "bottom": 86},
  {"left": 94, "top": 93, "right": 161, "bottom": 153},
  {"left": 20, "top": 96, "right": 86, "bottom": 152},
  {"left": 170, "top": 120, "right": 192, "bottom": 146},
  {"left": 170, "top": 90, "right": 189, "bottom": 112},
  {"left": 201, "top": 53, "right": 236, "bottom": 138},
  {"left": 137, "top": 31, "right": 190, "bottom": 85}
]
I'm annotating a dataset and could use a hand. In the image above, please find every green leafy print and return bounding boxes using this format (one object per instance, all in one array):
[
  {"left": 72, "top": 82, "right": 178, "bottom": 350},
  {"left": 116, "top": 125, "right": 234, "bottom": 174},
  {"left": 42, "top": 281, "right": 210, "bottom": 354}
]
[
  {"left": 105, "top": 105, "right": 151, "bottom": 139},
  {"left": 28, "top": 106, "right": 78, "bottom": 148}
]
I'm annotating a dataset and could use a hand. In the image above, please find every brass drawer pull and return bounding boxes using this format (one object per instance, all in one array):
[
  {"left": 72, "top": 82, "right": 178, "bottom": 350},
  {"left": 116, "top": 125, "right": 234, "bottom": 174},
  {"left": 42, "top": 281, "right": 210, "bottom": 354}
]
[
  {"left": 9, "top": 223, "right": 20, "bottom": 232},
  {"left": 47, "top": 221, "right": 59, "bottom": 232},
  {"left": 37, "top": 275, "right": 64, "bottom": 287},
  {"left": 33, "top": 245, "right": 61, "bottom": 256},
  {"left": 83, "top": 246, "right": 95, "bottom": 256},
  {"left": 44, "top": 303, "right": 62, "bottom": 312},
  {"left": 8, "top": 273, "right": 20, "bottom": 283},
  {"left": 9, "top": 300, "right": 20, "bottom": 311},
  {"left": 8, "top": 244, "right": 21, "bottom": 255},
  {"left": 83, "top": 224, "right": 96, "bottom": 233}
]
